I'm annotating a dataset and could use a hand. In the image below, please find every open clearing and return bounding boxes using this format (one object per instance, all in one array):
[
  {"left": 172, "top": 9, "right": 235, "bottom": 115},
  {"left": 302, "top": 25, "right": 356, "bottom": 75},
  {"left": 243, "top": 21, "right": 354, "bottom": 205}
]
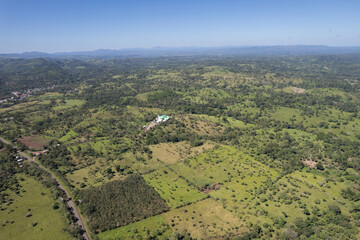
[
  {"left": 170, "top": 145, "right": 279, "bottom": 189},
  {"left": 53, "top": 99, "right": 85, "bottom": 110},
  {"left": 162, "top": 198, "right": 245, "bottom": 239},
  {"left": 143, "top": 168, "right": 206, "bottom": 208},
  {"left": 0, "top": 175, "right": 74, "bottom": 240},
  {"left": 97, "top": 215, "right": 172, "bottom": 240},
  {"left": 18, "top": 135, "right": 52, "bottom": 150},
  {"left": 150, "top": 141, "right": 215, "bottom": 164}
]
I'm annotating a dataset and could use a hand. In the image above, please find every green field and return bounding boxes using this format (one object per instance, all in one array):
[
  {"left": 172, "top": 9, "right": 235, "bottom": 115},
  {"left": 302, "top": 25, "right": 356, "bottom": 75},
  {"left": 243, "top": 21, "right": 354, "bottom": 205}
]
[
  {"left": 143, "top": 168, "right": 206, "bottom": 208},
  {"left": 97, "top": 215, "right": 172, "bottom": 240},
  {"left": 170, "top": 145, "right": 279, "bottom": 189},
  {"left": 53, "top": 99, "right": 85, "bottom": 110},
  {"left": 0, "top": 175, "right": 74, "bottom": 240},
  {"left": 162, "top": 198, "right": 245, "bottom": 239}
]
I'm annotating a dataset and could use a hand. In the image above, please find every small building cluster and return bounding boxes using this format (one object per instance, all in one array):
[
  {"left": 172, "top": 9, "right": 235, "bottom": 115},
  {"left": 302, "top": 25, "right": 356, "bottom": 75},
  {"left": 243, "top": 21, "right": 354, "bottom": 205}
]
[
  {"left": 31, "top": 149, "right": 49, "bottom": 156},
  {"left": 15, "top": 155, "right": 23, "bottom": 168},
  {"left": 142, "top": 114, "right": 170, "bottom": 131},
  {"left": 154, "top": 115, "right": 170, "bottom": 123}
]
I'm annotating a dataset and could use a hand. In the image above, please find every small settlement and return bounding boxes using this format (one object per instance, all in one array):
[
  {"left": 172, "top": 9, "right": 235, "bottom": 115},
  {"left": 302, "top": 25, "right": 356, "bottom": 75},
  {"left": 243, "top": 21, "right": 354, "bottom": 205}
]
[{"left": 143, "top": 114, "right": 170, "bottom": 131}]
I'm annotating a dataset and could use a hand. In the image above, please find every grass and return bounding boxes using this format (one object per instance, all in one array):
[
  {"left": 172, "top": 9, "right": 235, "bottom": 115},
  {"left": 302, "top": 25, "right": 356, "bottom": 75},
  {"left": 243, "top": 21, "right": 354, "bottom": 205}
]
[
  {"left": 212, "top": 169, "right": 356, "bottom": 232},
  {"left": 143, "top": 168, "right": 206, "bottom": 209},
  {"left": 0, "top": 175, "right": 74, "bottom": 240},
  {"left": 162, "top": 198, "right": 245, "bottom": 239},
  {"left": 195, "top": 114, "right": 253, "bottom": 130},
  {"left": 149, "top": 141, "right": 215, "bottom": 165},
  {"left": 270, "top": 106, "right": 360, "bottom": 141},
  {"left": 66, "top": 162, "right": 126, "bottom": 188},
  {"left": 260, "top": 170, "right": 354, "bottom": 221},
  {"left": 169, "top": 145, "right": 278, "bottom": 189},
  {"left": 53, "top": 99, "right": 85, "bottom": 110},
  {"left": 39, "top": 92, "right": 64, "bottom": 99},
  {"left": 270, "top": 107, "right": 303, "bottom": 123},
  {"left": 97, "top": 215, "right": 172, "bottom": 240},
  {"left": 177, "top": 115, "right": 225, "bottom": 136},
  {"left": 0, "top": 101, "right": 39, "bottom": 114},
  {"left": 59, "top": 130, "right": 78, "bottom": 142}
]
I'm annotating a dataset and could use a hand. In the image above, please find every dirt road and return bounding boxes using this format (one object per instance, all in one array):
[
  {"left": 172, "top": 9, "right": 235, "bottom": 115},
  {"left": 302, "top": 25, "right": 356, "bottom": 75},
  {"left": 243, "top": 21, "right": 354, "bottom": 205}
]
[{"left": 0, "top": 137, "right": 90, "bottom": 240}]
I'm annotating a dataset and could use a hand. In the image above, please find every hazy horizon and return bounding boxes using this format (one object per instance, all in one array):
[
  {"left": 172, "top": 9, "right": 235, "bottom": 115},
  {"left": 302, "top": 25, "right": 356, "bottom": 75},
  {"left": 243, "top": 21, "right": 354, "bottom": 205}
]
[
  {"left": 1, "top": 0, "right": 360, "bottom": 53},
  {"left": 2, "top": 44, "right": 360, "bottom": 55}
]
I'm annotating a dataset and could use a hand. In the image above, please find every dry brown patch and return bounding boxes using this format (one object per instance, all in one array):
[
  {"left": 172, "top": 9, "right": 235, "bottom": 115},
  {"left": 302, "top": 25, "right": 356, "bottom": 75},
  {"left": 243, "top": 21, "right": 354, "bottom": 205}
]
[
  {"left": 302, "top": 159, "right": 317, "bottom": 168},
  {"left": 291, "top": 87, "right": 306, "bottom": 94},
  {"left": 202, "top": 183, "right": 221, "bottom": 194},
  {"left": 150, "top": 141, "right": 215, "bottom": 165},
  {"left": 18, "top": 135, "right": 51, "bottom": 150},
  {"left": 78, "top": 137, "right": 88, "bottom": 143},
  {"left": 162, "top": 198, "right": 246, "bottom": 239}
]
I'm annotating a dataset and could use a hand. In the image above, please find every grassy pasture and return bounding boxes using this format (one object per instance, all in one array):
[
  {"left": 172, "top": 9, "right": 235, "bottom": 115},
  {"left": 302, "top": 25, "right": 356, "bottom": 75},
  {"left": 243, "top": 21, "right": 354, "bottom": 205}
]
[
  {"left": 0, "top": 101, "right": 39, "bottom": 114},
  {"left": 149, "top": 141, "right": 215, "bottom": 165},
  {"left": 162, "top": 198, "right": 245, "bottom": 239},
  {"left": 59, "top": 130, "right": 78, "bottom": 142},
  {"left": 97, "top": 215, "right": 172, "bottom": 240},
  {"left": 177, "top": 115, "right": 225, "bottom": 136},
  {"left": 195, "top": 114, "right": 253, "bottom": 130},
  {"left": 66, "top": 157, "right": 127, "bottom": 188},
  {"left": 200, "top": 66, "right": 254, "bottom": 88},
  {"left": 170, "top": 145, "right": 278, "bottom": 189},
  {"left": 257, "top": 170, "right": 354, "bottom": 221},
  {"left": 52, "top": 99, "right": 85, "bottom": 110},
  {"left": 188, "top": 88, "right": 231, "bottom": 104},
  {"left": 0, "top": 175, "right": 74, "bottom": 240},
  {"left": 39, "top": 92, "right": 63, "bottom": 99},
  {"left": 270, "top": 106, "right": 360, "bottom": 140},
  {"left": 214, "top": 169, "right": 357, "bottom": 234},
  {"left": 143, "top": 168, "right": 206, "bottom": 208}
]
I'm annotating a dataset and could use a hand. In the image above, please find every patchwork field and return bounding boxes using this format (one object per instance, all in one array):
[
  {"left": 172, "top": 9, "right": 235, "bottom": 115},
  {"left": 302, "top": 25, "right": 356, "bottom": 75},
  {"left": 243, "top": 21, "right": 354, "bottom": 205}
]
[{"left": 1, "top": 55, "right": 360, "bottom": 239}]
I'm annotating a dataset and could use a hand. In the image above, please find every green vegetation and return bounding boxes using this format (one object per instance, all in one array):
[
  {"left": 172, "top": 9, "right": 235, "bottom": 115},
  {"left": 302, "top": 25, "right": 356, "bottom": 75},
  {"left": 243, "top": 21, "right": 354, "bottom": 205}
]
[
  {"left": 1, "top": 55, "right": 360, "bottom": 239},
  {"left": 97, "top": 215, "right": 172, "bottom": 240},
  {"left": 53, "top": 99, "right": 85, "bottom": 110},
  {"left": 162, "top": 198, "right": 245, "bottom": 239},
  {"left": 80, "top": 174, "right": 169, "bottom": 233},
  {"left": 0, "top": 175, "right": 75, "bottom": 240},
  {"left": 143, "top": 168, "right": 206, "bottom": 208}
]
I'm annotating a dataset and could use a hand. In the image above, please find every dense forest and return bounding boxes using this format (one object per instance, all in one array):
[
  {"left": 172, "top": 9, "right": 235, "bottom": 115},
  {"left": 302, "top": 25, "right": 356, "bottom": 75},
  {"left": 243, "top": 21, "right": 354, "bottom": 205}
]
[
  {"left": 81, "top": 174, "right": 168, "bottom": 233},
  {"left": 0, "top": 54, "right": 360, "bottom": 239}
]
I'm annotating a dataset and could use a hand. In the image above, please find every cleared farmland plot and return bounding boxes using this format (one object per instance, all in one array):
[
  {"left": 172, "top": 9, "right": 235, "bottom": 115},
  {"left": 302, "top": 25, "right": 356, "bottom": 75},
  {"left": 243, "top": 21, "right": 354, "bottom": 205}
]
[
  {"left": 143, "top": 168, "right": 206, "bottom": 208},
  {"left": 162, "top": 198, "right": 246, "bottom": 239}
]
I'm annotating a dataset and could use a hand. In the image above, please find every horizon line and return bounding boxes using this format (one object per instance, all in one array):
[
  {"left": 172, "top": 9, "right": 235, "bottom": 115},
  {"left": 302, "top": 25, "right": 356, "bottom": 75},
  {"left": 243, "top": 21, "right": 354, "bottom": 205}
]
[{"left": 2, "top": 44, "right": 360, "bottom": 55}]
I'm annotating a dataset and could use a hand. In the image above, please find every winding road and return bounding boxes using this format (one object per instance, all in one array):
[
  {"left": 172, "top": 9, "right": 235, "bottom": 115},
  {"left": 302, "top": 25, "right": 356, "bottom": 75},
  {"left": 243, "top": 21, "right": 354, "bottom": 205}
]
[{"left": 0, "top": 137, "right": 90, "bottom": 240}]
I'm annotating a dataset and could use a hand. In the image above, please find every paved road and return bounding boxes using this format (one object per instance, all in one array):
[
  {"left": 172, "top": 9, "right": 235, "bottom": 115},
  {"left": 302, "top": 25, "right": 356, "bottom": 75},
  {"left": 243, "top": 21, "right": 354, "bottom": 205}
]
[{"left": 1, "top": 137, "right": 90, "bottom": 240}]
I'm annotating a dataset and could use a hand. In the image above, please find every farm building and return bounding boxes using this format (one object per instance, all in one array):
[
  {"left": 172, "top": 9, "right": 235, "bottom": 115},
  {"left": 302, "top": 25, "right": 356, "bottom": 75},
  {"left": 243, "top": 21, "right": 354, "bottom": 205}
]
[
  {"left": 142, "top": 114, "right": 171, "bottom": 131},
  {"left": 154, "top": 115, "right": 170, "bottom": 123}
]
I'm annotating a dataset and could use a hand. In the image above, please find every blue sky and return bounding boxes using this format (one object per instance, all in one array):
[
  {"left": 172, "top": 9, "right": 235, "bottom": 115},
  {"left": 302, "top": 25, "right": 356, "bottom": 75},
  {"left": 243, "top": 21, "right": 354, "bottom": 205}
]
[{"left": 1, "top": 0, "right": 359, "bottom": 53}]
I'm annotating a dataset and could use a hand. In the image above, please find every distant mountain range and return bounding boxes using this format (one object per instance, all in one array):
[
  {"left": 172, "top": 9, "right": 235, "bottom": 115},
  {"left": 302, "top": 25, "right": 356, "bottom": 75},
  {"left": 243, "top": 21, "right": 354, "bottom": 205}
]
[{"left": 1, "top": 45, "right": 360, "bottom": 59}]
